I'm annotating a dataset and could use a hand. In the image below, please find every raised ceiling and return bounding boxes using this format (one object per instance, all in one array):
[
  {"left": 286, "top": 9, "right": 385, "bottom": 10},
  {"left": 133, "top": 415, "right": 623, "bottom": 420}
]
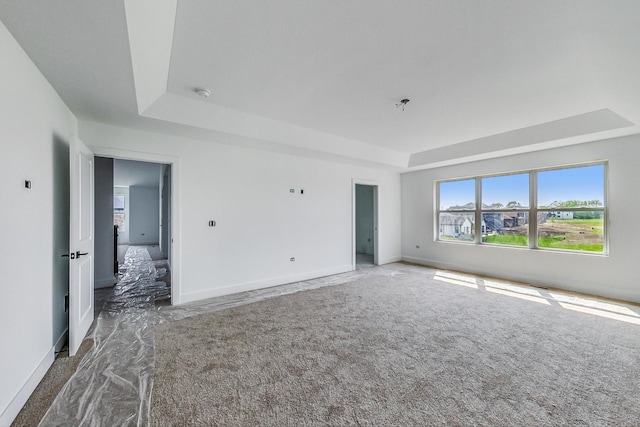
[{"left": 1, "top": 1, "right": 639, "bottom": 170}]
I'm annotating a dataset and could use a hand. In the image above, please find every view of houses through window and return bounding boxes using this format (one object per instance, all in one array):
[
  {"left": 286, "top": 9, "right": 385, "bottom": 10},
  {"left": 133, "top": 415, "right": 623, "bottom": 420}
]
[{"left": 437, "top": 163, "right": 606, "bottom": 253}]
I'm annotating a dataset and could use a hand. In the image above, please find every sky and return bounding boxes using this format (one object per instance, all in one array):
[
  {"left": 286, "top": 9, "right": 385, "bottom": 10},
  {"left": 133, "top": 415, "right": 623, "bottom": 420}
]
[{"left": 439, "top": 164, "right": 604, "bottom": 210}]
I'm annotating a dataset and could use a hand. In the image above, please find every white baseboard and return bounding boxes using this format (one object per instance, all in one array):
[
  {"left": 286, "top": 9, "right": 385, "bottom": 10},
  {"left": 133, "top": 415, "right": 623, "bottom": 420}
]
[
  {"left": 0, "top": 347, "right": 54, "bottom": 426},
  {"left": 54, "top": 328, "right": 68, "bottom": 353},
  {"left": 378, "top": 255, "right": 402, "bottom": 265},
  {"left": 401, "top": 256, "right": 435, "bottom": 266},
  {"left": 402, "top": 256, "right": 489, "bottom": 273},
  {"left": 180, "top": 265, "right": 353, "bottom": 304},
  {"left": 95, "top": 276, "right": 116, "bottom": 288}
]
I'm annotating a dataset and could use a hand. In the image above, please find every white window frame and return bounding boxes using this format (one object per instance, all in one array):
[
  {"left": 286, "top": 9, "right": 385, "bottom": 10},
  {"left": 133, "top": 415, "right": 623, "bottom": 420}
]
[{"left": 435, "top": 161, "right": 608, "bottom": 254}]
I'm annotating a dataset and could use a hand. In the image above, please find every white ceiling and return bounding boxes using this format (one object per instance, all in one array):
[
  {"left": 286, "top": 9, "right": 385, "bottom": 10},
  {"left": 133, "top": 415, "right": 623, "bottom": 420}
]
[
  {"left": 1, "top": 1, "right": 639, "bottom": 170},
  {"left": 113, "top": 159, "right": 162, "bottom": 187}
]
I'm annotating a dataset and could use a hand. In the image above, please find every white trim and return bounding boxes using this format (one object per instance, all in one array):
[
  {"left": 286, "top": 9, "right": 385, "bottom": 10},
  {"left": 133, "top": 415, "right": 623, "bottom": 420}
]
[
  {"left": 0, "top": 348, "right": 55, "bottom": 426},
  {"left": 378, "top": 256, "right": 402, "bottom": 265},
  {"left": 95, "top": 276, "right": 117, "bottom": 288},
  {"left": 402, "top": 256, "right": 490, "bottom": 274},
  {"left": 180, "top": 265, "right": 353, "bottom": 304},
  {"left": 54, "top": 328, "right": 68, "bottom": 353},
  {"left": 402, "top": 256, "right": 437, "bottom": 267},
  {"left": 88, "top": 146, "right": 182, "bottom": 305},
  {"left": 529, "top": 170, "right": 537, "bottom": 249}
]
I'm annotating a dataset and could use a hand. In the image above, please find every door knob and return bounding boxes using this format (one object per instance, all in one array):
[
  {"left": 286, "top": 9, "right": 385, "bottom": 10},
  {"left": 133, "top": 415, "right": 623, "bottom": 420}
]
[{"left": 76, "top": 251, "right": 89, "bottom": 258}]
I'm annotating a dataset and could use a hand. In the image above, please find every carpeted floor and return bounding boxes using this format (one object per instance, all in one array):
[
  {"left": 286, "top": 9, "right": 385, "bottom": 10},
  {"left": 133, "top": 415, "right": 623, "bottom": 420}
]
[
  {"left": 13, "top": 245, "right": 170, "bottom": 426},
  {"left": 11, "top": 340, "right": 93, "bottom": 427},
  {"left": 151, "top": 271, "right": 640, "bottom": 426}
]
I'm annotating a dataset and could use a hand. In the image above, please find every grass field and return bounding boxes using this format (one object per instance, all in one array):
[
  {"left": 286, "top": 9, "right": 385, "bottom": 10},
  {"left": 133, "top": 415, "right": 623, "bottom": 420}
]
[
  {"left": 538, "top": 236, "right": 603, "bottom": 252},
  {"left": 547, "top": 218, "right": 603, "bottom": 234},
  {"left": 483, "top": 233, "right": 603, "bottom": 251},
  {"left": 483, "top": 235, "right": 528, "bottom": 246},
  {"left": 538, "top": 218, "right": 604, "bottom": 252},
  {"left": 441, "top": 217, "right": 604, "bottom": 252}
]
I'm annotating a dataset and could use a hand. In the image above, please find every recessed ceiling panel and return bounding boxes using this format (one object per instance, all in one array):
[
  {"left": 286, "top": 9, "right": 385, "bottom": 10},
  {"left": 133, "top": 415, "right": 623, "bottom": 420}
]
[{"left": 167, "top": 1, "right": 602, "bottom": 153}]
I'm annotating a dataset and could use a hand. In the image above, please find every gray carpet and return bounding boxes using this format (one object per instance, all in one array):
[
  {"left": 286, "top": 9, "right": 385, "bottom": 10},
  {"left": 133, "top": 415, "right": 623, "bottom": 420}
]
[
  {"left": 151, "top": 272, "right": 640, "bottom": 426},
  {"left": 11, "top": 340, "right": 93, "bottom": 427}
]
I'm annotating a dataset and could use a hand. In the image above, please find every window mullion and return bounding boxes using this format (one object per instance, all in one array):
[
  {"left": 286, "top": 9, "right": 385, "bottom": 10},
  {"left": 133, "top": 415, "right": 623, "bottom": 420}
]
[
  {"left": 435, "top": 180, "right": 440, "bottom": 242},
  {"left": 475, "top": 178, "right": 482, "bottom": 244},
  {"left": 604, "top": 162, "right": 609, "bottom": 254},
  {"left": 529, "top": 170, "right": 537, "bottom": 249}
]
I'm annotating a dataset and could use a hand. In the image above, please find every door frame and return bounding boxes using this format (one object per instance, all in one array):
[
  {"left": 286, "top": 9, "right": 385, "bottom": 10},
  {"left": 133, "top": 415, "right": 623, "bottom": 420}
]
[
  {"left": 352, "top": 178, "right": 379, "bottom": 270},
  {"left": 90, "top": 146, "right": 182, "bottom": 305}
]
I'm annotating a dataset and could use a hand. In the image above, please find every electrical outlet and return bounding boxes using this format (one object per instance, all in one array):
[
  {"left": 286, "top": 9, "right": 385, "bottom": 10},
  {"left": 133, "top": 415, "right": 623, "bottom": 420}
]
[
  {"left": 290, "top": 257, "right": 295, "bottom": 262},
  {"left": 290, "top": 189, "right": 295, "bottom": 193}
]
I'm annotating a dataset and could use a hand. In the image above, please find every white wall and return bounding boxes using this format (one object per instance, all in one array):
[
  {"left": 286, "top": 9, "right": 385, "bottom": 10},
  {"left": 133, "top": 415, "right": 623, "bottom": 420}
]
[
  {"left": 79, "top": 121, "right": 402, "bottom": 303},
  {"left": 94, "top": 157, "right": 115, "bottom": 288},
  {"left": 129, "top": 185, "right": 160, "bottom": 245},
  {"left": 355, "top": 184, "right": 374, "bottom": 255},
  {"left": 0, "top": 21, "right": 77, "bottom": 425},
  {"left": 114, "top": 186, "right": 130, "bottom": 244},
  {"left": 402, "top": 135, "right": 640, "bottom": 303}
]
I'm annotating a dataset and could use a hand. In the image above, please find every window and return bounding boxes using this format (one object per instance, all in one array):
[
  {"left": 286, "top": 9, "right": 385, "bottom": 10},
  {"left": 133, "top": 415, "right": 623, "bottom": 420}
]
[
  {"left": 537, "top": 164, "right": 605, "bottom": 252},
  {"left": 436, "top": 163, "right": 606, "bottom": 253},
  {"left": 438, "top": 179, "right": 475, "bottom": 242},
  {"left": 482, "top": 173, "right": 529, "bottom": 247},
  {"left": 114, "top": 194, "right": 125, "bottom": 231}
]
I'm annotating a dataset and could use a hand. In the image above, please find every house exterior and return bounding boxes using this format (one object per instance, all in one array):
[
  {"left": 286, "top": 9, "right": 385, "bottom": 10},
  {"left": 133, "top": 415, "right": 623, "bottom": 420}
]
[
  {"left": 439, "top": 213, "right": 464, "bottom": 237},
  {"left": 549, "top": 211, "right": 574, "bottom": 219},
  {"left": 502, "top": 212, "right": 529, "bottom": 228},
  {"left": 439, "top": 213, "right": 486, "bottom": 237}
]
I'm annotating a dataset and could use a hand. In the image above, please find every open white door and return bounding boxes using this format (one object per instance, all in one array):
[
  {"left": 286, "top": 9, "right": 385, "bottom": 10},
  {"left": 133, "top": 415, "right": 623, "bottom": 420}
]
[{"left": 68, "top": 135, "right": 94, "bottom": 356}]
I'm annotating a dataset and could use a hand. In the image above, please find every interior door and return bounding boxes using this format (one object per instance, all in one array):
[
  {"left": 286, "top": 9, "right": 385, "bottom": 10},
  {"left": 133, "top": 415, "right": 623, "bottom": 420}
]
[{"left": 68, "top": 135, "right": 94, "bottom": 356}]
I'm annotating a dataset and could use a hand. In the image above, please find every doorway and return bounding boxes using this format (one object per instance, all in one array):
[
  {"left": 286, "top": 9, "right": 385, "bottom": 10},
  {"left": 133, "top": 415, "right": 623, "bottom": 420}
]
[
  {"left": 353, "top": 182, "right": 378, "bottom": 269},
  {"left": 94, "top": 158, "right": 173, "bottom": 311}
]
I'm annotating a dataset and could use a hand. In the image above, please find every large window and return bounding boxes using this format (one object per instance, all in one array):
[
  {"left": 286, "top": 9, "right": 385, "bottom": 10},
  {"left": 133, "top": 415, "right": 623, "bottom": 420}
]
[{"left": 436, "top": 163, "right": 606, "bottom": 253}]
